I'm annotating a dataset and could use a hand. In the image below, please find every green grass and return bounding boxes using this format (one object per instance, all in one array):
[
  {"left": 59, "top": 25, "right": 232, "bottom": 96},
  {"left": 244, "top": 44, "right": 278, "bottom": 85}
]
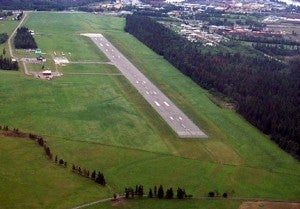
[
  {"left": 0, "top": 12, "right": 299, "bottom": 209},
  {"left": 86, "top": 198, "right": 242, "bottom": 209},
  {"left": 24, "top": 13, "right": 109, "bottom": 62},
  {"left": 0, "top": 18, "right": 18, "bottom": 57},
  {"left": 0, "top": 71, "right": 169, "bottom": 153},
  {"left": 0, "top": 137, "right": 111, "bottom": 209}
]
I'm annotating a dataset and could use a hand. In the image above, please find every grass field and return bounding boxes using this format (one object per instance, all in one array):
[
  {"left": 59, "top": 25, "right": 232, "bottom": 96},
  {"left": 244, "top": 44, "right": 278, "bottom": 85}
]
[
  {"left": 86, "top": 198, "right": 242, "bottom": 209},
  {"left": 0, "top": 18, "right": 18, "bottom": 56},
  {"left": 0, "top": 12, "right": 299, "bottom": 209},
  {"left": 0, "top": 137, "right": 111, "bottom": 209}
]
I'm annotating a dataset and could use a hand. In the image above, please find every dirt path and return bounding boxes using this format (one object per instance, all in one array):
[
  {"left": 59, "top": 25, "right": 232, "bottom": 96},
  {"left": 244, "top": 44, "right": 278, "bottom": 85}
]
[
  {"left": 72, "top": 197, "right": 114, "bottom": 209},
  {"left": 22, "top": 61, "right": 30, "bottom": 75},
  {"left": 8, "top": 12, "right": 28, "bottom": 57},
  {"left": 72, "top": 195, "right": 300, "bottom": 209},
  {"left": 239, "top": 201, "right": 300, "bottom": 209}
]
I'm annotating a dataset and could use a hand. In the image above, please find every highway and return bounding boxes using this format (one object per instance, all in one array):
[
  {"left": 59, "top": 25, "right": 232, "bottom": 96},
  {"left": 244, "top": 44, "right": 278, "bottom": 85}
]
[{"left": 83, "top": 33, "right": 207, "bottom": 138}]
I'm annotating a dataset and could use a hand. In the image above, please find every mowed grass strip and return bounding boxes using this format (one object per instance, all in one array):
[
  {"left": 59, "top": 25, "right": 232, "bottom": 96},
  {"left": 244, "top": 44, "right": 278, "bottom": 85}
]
[
  {"left": 0, "top": 137, "right": 110, "bottom": 209},
  {"left": 61, "top": 63, "right": 119, "bottom": 74},
  {"left": 0, "top": 70, "right": 169, "bottom": 153}
]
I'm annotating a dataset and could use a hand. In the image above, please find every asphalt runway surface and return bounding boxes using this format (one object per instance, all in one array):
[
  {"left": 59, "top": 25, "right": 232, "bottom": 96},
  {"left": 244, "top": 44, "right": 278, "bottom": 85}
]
[{"left": 83, "top": 33, "right": 207, "bottom": 138}]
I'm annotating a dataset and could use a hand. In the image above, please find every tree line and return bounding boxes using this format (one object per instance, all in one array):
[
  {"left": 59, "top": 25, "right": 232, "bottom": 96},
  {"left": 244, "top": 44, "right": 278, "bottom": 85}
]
[
  {"left": 0, "top": 11, "right": 13, "bottom": 18},
  {"left": 125, "top": 15, "right": 300, "bottom": 158},
  {"left": 1, "top": 126, "right": 107, "bottom": 188},
  {"left": 252, "top": 43, "right": 300, "bottom": 57},
  {"left": 14, "top": 27, "right": 37, "bottom": 49},
  {"left": 0, "top": 56, "right": 18, "bottom": 71},
  {"left": 230, "top": 34, "right": 300, "bottom": 46},
  {"left": 0, "top": 0, "right": 105, "bottom": 11},
  {"left": 124, "top": 185, "right": 191, "bottom": 200}
]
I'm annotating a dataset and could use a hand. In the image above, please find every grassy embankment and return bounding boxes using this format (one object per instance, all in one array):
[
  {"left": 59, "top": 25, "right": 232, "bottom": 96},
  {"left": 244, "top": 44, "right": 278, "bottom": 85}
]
[{"left": 0, "top": 12, "right": 299, "bottom": 209}]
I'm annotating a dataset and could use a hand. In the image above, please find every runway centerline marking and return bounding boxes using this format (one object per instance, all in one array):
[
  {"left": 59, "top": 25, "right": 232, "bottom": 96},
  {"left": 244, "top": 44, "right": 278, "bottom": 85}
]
[{"left": 81, "top": 33, "right": 207, "bottom": 138}]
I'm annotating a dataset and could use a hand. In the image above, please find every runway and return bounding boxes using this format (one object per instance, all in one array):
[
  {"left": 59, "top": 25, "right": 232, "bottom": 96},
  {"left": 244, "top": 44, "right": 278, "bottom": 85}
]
[{"left": 82, "top": 33, "right": 207, "bottom": 138}]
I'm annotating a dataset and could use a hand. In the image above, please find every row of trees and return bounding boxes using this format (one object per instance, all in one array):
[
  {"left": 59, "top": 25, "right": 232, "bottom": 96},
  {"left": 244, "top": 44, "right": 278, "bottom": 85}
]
[
  {"left": 125, "top": 185, "right": 191, "bottom": 200},
  {"left": 72, "top": 165, "right": 106, "bottom": 186},
  {"left": 14, "top": 27, "right": 37, "bottom": 49},
  {"left": 230, "top": 34, "right": 300, "bottom": 46},
  {"left": 0, "top": 10, "right": 13, "bottom": 18},
  {"left": 0, "top": 0, "right": 106, "bottom": 11},
  {"left": 125, "top": 15, "right": 300, "bottom": 158},
  {"left": 0, "top": 56, "right": 18, "bottom": 70},
  {"left": 252, "top": 43, "right": 300, "bottom": 56},
  {"left": 2, "top": 126, "right": 108, "bottom": 189}
]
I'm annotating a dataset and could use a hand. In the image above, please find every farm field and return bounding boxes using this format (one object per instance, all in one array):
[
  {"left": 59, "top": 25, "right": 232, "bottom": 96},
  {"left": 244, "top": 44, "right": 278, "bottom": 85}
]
[{"left": 0, "top": 12, "right": 299, "bottom": 209}]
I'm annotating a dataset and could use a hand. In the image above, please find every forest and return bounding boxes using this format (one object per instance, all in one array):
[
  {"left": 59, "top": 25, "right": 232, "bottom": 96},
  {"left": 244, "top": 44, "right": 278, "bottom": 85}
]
[
  {"left": 14, "top": 27, "right": 37, "bottom": 49},
  {"left": 125, "top": 15, "right": 300, "bottom": 159},
  {"left": 0, "top": 0, "right": 105, "bottom": 10},
  {"left": 0, "top": 56, "right": 18, "bottom": 70}
]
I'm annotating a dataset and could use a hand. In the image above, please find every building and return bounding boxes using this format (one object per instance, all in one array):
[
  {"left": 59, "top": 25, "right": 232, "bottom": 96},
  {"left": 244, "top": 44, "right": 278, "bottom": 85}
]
[{"left": 42, "top": 70, "right": 53, "bottom": 79}]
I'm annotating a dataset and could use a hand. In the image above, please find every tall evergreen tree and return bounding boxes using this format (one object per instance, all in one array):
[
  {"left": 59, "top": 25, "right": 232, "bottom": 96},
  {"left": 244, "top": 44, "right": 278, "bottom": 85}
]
[
  {"left": 166, "top": 188, "right": 174, "bottom": 199},
  {"left": 91, "top": 170, "right": 96, "bottom": 179},
  {"left": 157, "top": 185, "right": 164, "bottom": 199},
  {"left": 154, "top": 185, "right": 157, "bottom": 197},
  {"left": 148, "top": 188, "right": 153, "bottom": 198}
]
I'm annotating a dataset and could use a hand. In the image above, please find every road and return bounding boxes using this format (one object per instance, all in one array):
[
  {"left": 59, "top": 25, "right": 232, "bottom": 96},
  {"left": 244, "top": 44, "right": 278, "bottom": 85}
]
[
  {"left": 8, "top": 12, "right": 27, "bottom": 57},
  {"left": 82, "top": 33, "right": 207, "bottom": 138}
]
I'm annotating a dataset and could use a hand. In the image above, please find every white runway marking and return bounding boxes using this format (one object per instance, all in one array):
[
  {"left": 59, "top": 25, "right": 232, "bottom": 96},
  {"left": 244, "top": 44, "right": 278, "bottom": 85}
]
[{"left": 81, "top": 33, "right": 207, "bottom": 138}]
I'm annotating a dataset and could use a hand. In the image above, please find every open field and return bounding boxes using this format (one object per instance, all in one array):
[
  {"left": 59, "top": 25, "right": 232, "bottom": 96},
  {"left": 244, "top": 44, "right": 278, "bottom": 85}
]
[
  {"left": 0, "top": 12, "right": 299, "bottom": 209},
  {"left": 0, "top": 18, "right": 19, "bottom": 56},
  {"left": 86, "top": 198, "right": 242, "bottom": 209},
  {"left": 239, "top": 201, "right": 300, "bottom": 209},
  {"left": 0, "top": 137, "right": 111, "bottom": 209}
]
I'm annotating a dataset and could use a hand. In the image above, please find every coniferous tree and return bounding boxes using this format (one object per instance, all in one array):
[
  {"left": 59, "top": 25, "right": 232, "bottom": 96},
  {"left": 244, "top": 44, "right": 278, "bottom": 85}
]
[
  {"left": 14, "top": 27, "right": 37, "bottom": 49},
  {"left": 138, "top": 185, "right": 144, "bottom": 197},
  {"left": 166, "top": 188, "right": 174, "bottom": 199},
  {"left": 177, "top": 188, "right": 186, "bottom": 199},
  {"left": 148, "top": 188, "right": 153, "bottom": 198},
  {"left": 125, "top": 188, "right": 130, "bottom": 199},
  {"left": 157, "top": 185, "right": 164, "bottom": 199},
  {"left": 91, "top": 170, "right": 96, "bottom": 179},
  {"left": 154, "top": 185, "right": 157, "bottom": 197},
  {"left": 125, "top": 15, "right": 300, "bottom": 159}
]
